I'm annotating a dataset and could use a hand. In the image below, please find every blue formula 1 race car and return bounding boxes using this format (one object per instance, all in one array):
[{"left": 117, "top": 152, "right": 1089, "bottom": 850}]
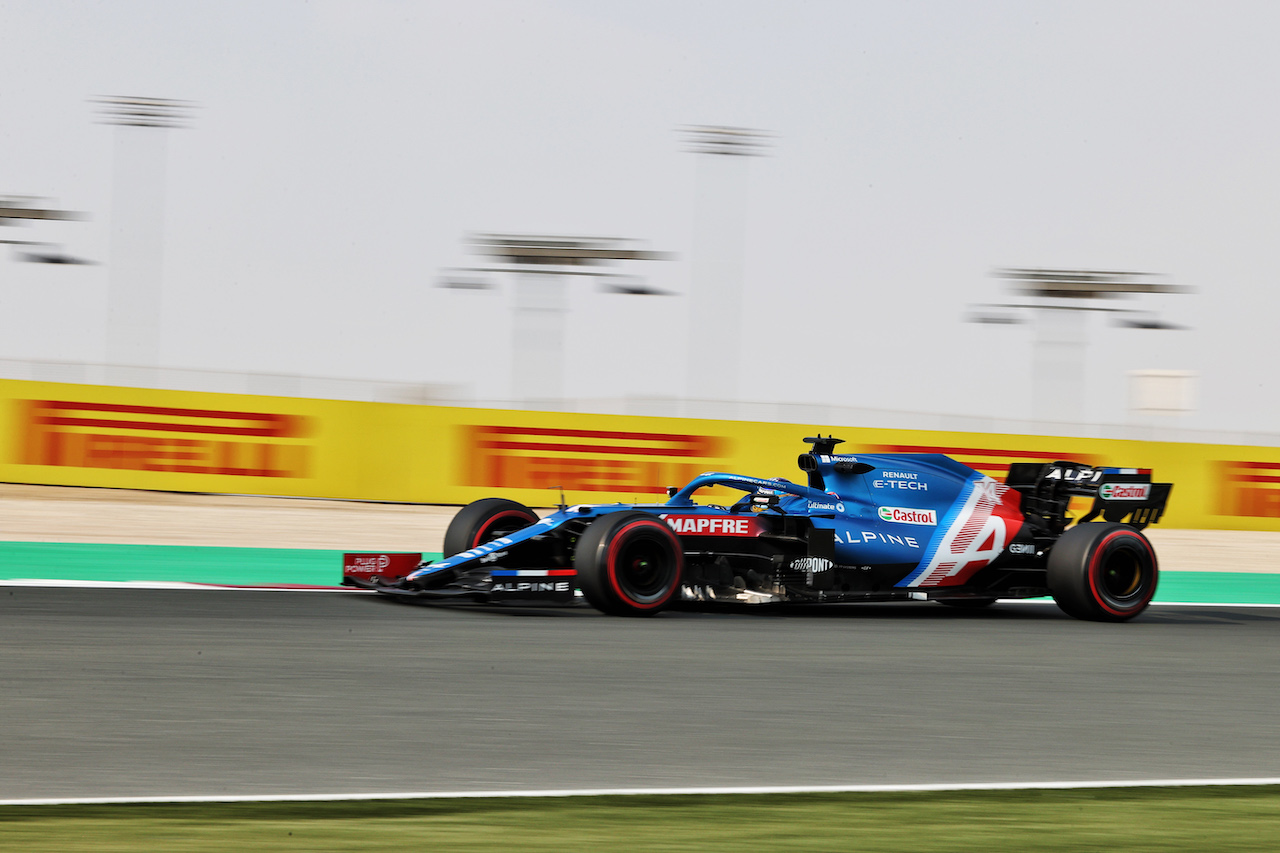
[{"left": 343, "top": 436, "right": 1172, "bottom": 622}]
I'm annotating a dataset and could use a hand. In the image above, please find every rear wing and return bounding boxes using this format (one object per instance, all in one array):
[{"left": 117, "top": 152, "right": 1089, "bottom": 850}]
[{"left": 1006, "top": 461, "right": 1172, "bottom": 531}]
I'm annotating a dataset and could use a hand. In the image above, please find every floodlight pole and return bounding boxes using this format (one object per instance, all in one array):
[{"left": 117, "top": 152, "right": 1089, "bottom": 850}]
[
  {"left": 468, "top": 234, "right": 667, "bottom": 405},
  {"left": 680, "top": 126, "right": 770, "bottom": 406},
  {"left": 991, "top": 268, "right": 1189, "bottom": 424},
  {"left": 95, "top": 96, "right": 193, "bottom": 375},
  {"left": 1030, "top": 304, "right": 1089, "bottom": 422}
]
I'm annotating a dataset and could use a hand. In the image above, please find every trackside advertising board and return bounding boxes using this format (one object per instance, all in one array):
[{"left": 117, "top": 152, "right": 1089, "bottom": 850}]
[{"left": 3, "top": 377, "right": 1280, "bottom": 531}]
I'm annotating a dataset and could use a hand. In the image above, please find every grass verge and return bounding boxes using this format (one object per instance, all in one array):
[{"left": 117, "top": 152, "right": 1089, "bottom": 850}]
[{"left": 2, "top": 787, "right": 1279, "bottom": 852}]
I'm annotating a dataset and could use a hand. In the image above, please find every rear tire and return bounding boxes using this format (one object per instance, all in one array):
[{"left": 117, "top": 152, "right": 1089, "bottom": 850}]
[
  {"left": 442, "top": 498, "right": 539, "bottom": 557},
  {"left": 1048, "top": 523, "right": 1158, "bottom": 622},
  {"left": 575, "top": 511, "right": 684, "bottom": 616}
]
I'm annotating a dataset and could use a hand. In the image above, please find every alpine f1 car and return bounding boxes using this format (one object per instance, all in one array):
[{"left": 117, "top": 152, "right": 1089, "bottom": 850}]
[{"left": 343, "top": 436, "right": 1172, "bottom": 622}]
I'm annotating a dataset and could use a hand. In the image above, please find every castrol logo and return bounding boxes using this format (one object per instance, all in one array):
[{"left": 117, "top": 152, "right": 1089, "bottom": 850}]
[
  {"left": 1100, "top": 483, "right": 1151, "bottom": 501},
  {"left": 877, "top": 506, "right": 938, "bottom": 525}
]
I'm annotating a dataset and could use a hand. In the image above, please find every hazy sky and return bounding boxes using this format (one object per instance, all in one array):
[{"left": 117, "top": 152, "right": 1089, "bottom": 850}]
[{"left": 2, "top": 1, "right": 1277, "bottom": 433}]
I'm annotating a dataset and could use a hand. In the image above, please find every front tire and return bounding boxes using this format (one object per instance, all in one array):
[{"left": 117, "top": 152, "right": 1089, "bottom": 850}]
[
  {"left": 1048, "top": 523, "right": 1158, "bottom": 622},
  {"left": 575, "top": 512, "right": 684, "bottom": 616},
  {"left": 442, "top": 498, "right": 539, "bottom": 557}
]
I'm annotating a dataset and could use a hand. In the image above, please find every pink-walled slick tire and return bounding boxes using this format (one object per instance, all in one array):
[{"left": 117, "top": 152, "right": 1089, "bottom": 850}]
[
  {"left": 1048, "top": 523, "right": 1158, "bottom": 622},
  {"left": 575, "top": 511, "right": 684, "bottom": 616}
]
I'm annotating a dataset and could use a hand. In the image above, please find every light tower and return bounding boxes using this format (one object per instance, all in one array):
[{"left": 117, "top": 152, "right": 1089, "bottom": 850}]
[
  {"left": 454, "top": 233, "right": 668, "bottom": 405},
  {"left": 94, "top": 96, "right": 194, "bottom": 378},
  {"left": 679, "top": 125, "right": 770, "bottom": 407},
  {"left": 971, "top": 267, "right": 1190, "bottom": 424}
]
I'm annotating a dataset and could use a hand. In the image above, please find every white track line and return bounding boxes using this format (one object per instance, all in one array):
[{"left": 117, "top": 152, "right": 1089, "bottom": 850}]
[
  {"left": 5, "top": 777, "right": 1280, "bottom": 807},
  {"left": 2, "top": 581, "right": 1278, "bottom": 607},
  {"left": 0, "top": 579, "right": 201, "bottom": 589}
]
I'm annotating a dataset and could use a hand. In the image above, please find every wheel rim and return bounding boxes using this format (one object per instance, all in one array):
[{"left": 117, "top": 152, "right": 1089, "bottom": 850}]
[
  {"left": 610, "top": 529, "right": 677, "bottom": 605},
  {"left": 1096, "top": 542, "right": 1151, "bottom": 609}
]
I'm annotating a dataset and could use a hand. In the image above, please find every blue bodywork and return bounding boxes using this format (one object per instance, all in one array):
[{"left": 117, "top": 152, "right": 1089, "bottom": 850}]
[{"left": 407, "top": 455, "right": 979, "bottom": 586}]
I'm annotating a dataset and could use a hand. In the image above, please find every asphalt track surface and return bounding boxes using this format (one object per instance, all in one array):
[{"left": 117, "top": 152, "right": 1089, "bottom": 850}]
[{"left": 3, "top": 588, "right": 1279, "bottom": 800}]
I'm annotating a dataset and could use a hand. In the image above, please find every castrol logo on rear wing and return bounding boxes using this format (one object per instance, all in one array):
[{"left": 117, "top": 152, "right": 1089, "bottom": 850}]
[
  {"left": 661, "top": 515, "right": 759, "bottom": 536},
  {"left": 1099, "top": 483, "right": 1151, "bottom": 501}
]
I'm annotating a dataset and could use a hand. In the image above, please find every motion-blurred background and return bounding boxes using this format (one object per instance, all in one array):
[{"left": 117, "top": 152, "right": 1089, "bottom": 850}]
[{"left": 1, "top": 1, "right": 1274, "bottom": 440}]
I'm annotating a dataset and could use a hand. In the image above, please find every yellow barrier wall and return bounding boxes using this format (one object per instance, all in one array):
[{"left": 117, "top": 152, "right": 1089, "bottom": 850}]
[{"left": 4, "top": 378, "right": 1280, "bottom": 531}]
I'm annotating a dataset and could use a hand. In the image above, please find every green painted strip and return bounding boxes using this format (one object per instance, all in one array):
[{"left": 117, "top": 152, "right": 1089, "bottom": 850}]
[
  {"left": 1155, "top": 571, "right": 1280, "bottom": 605},
  {"left": 3, "top": 542, "right": 1280, "bottom": 604},
  {"left": 0, "top": 542, "right": 443, "bottom": 587}
]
